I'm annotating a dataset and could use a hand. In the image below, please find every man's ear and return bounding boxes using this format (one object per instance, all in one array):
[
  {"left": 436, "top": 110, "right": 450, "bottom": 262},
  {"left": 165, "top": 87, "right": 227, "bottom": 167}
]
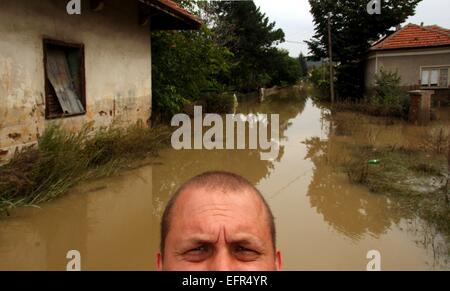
[
  {"left": 156, "top": 252, "right": 163, "bottom": 271},
  {"left": 275, "top": 250, "right": 282, "bottom": 271}
]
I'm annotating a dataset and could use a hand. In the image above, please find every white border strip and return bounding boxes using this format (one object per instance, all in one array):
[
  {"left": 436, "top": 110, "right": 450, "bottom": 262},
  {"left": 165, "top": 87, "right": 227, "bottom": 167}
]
[{"left": 368, "top": 48, "right": 450, "bottom": 59}]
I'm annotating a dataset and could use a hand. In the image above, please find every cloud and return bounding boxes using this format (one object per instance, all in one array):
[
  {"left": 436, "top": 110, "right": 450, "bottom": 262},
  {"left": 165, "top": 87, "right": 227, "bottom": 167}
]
[
  {"left": 255, "top": 0, "right": 450, "bottom": 58},
  {"left": 407, "top": 0, "right": 450, "bottom": 28},
  {"left": 255, "top": 0, "right": 313, "bottom": 57}
]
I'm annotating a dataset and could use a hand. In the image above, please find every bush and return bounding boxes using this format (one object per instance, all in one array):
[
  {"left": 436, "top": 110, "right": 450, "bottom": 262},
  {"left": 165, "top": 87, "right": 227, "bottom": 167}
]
[
  {"left": 372, "top": 69, "right": 406, "bottom": 106},
  {"left": 151, "top": 27, "right": 233, "bottom": 122},
  {"left": 200, "top": 91, "right": 237, "bottom": 114},
  {"left": 309, "top": 65, "right": 330, "bottom": 101}
]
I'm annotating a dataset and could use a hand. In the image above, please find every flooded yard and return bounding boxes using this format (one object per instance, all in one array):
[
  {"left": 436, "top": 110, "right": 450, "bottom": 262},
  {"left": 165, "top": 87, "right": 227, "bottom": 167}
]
[{"left": 0, "top": 96, "right": 449, "bottom": 270}]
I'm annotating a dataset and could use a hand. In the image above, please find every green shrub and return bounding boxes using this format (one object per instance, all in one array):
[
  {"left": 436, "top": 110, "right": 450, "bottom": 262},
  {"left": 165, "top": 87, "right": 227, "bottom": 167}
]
[
  {"left": 309, "top": 65, "right": 331, "bottom": 101},
  {"left": 201, "top": 92, "right": 237, "bottom": 114},
  {"left": 372, "top": 69, "right": 406, "bottom": 106}
]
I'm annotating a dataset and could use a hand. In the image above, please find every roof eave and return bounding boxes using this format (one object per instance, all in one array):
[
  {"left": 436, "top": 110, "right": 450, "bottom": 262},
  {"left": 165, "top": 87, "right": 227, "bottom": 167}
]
[
  {"left": 370, "top": 43, "right": 450, "bottom": 52},
  {"left": 139, "top": 0, "right": 202, "bottom": 30}
]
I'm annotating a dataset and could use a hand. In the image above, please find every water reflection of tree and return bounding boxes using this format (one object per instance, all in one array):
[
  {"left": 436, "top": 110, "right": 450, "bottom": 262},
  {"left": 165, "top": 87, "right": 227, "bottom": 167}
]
[
  {"left": 152, "top": 97, "right": 307, "bottom": 215},
  {"left": 405, "top": 218, "right": 450, "bottom": 270},
  {"left": 303, "top": 136, "right": 404, "bottom": 240},
  {"left": 239, "top": 97, "right": 307, "bottom": 140},
  {"left": 303, "top": 110, "right": 450, "bottom": 268}
]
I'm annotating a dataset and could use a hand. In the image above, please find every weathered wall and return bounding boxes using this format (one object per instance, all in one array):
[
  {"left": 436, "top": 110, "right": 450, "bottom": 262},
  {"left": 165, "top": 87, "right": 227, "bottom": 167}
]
[
  {"left": 0, "top": 0, "right": 152, "bottom": 161},
  {"left": 365, "top": 47, "right": 450, "bottom": 88},
  {"left": 364, "top": 57, "right": 377, "bottom": 89}
]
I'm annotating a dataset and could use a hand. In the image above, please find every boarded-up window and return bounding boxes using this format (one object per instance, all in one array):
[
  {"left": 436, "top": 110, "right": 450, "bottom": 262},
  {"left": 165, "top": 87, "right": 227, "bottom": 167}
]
[{"left": 44, "top": 40, "right": 86, "bottom": 119}]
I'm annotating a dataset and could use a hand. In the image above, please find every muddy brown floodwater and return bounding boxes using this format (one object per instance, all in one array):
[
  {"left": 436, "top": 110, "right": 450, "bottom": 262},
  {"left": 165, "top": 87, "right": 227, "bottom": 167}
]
[{"left": 0, "top": 96, "right": 449, "bottom": 270}]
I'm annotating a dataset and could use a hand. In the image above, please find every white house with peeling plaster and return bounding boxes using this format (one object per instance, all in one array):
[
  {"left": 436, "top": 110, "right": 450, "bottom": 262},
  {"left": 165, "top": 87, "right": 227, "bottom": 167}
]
[{"left": 0, "top": 0, "right": 200, "bottom": 162}]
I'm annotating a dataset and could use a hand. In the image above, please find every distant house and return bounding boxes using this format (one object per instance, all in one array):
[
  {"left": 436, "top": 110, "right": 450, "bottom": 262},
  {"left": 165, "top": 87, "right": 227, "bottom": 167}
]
[
  {"left": 0, "top": 0, "right": 201, "bottom": 161},
  {"left": 365, "top": 23, "right": 450, "bottom": 103}
]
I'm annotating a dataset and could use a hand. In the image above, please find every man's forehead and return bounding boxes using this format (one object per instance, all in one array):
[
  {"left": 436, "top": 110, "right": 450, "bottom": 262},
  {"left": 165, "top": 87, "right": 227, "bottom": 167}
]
[
  {"left": 167, "top": 187, "right": 268, "bottom": 241},
  {"left": 173, "top": 185, "right": 264, "bottom": 213}
]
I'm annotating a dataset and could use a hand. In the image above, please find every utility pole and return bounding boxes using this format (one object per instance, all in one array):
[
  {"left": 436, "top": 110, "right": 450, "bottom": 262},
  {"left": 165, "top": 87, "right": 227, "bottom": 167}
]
[{"left": 327, "top": 12, "right": 335, "bottom": 104}]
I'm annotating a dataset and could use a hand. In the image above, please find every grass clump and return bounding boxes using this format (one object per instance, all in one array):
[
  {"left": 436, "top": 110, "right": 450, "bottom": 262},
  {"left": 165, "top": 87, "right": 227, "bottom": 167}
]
[
  {"left": 0, "top": 123, "right": 171, "bottom": 216},
  {"left": 337, "top": 128, "right": 450, "bottom": 242}
]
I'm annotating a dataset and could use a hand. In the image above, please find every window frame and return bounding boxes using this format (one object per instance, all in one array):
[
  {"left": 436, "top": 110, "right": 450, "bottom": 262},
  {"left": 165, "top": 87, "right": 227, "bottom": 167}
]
[
  {"left": 43, "top": 38, "right": 87, "bottom": 120},
  {"left": 420, "top": 65, "right": 450, "bottom": 89}
]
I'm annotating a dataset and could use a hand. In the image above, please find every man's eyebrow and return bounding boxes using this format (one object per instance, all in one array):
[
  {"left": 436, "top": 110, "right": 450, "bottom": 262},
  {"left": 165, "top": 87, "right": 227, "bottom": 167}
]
[
  {"left": 178, "top": 234, "right": 219, "bottom": 246},
  {"left": 226, "top": 233, "right": 265, "bottom": 248}
]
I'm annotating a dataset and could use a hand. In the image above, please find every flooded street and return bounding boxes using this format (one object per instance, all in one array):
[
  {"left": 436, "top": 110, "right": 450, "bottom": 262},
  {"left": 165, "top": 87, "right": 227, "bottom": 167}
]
[{"left": 0, "top": 96, "right": 449, "bottom": 271}]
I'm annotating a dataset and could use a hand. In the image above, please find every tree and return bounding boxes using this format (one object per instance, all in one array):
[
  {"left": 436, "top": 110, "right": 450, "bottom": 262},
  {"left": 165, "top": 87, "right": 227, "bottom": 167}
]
[
  {"left": 212, "top": 1, "right": 286, "bottom": 92},
  {"left": 306, "top": 0, "right": 421, "bottom": 99},
  {"left": 152, "top": 0, "right": 301, "bottom": 123},
  {"left": 152, "top": 27, "right": 232, "bottom": 121},
  {"left": 298, "top": 53, "right": 308, "bottom": 79},
  {"left": 263, "top": 49, "right": 301, "bottom": 87}
]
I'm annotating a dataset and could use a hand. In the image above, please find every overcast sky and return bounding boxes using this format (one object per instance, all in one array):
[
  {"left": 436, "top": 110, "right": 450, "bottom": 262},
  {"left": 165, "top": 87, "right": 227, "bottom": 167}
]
[{"left": 255, "top": 0, "right": 450, "bottom": 57}]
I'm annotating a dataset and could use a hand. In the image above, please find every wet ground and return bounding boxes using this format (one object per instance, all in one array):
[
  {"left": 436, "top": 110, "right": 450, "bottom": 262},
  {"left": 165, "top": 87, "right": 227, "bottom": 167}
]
[{"left": 0, "top": 96, "right": 449, "bottom": 270}]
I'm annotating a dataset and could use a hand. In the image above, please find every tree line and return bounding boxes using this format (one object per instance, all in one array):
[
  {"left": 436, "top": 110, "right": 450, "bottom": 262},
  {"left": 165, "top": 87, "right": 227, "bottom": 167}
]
[{"left": 151, "top": 0, "right": 305, "bottom": 121}]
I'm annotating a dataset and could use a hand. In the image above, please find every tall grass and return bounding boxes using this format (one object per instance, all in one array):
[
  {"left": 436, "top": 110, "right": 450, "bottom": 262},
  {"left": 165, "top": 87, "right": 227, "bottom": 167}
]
[
  {"left": 331, "top": 101, "right": 408, "bottom": 119},
  {"left": 420, "top": 127, "right": 449, "bottom": 154},
  {"left": 0, "top": 123, "right": 171, "bottom": 216}
]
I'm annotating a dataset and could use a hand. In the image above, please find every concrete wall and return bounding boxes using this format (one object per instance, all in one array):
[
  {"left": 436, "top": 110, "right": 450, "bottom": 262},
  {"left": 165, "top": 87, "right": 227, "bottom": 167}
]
[
  {"left": 365, "top": 47, "right": 450, "bottom": 87},
  {"left": 364, "top": 57, "right": 377, "bottom": 90},
  {"left": 0, "top": 0, "right": 152, "bottom": 161}
]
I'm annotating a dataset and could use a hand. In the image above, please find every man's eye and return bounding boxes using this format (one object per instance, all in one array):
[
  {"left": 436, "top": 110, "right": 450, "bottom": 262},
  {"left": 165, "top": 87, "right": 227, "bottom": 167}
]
[
  {"left": 234, "top": 246, "right": 260, "bottom": 261},
  {"left": 187, "top": 246, "right": 208, "bottom": 254},
  {"left": 183, "top": 245, "right": 211, "bottom": 256},
  {"left": 182, "top": 245, "right": 211, "bottom": 262}
]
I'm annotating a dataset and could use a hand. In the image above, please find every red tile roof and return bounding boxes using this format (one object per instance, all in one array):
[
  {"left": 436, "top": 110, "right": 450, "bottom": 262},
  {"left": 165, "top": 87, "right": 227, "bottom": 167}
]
[
  {"left": 371, "top": 24, "right": 450, "bottom": 51},
  {"left": 156, "top": 0, "right": 202, "bottom": 26},
  {"left": 427, "top": 25, "right": 450, "bottom": 35}
]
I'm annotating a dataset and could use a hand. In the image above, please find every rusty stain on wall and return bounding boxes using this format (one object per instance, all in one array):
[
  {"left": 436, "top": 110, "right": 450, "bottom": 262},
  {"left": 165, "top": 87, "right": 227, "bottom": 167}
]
[{"left": 8, "top": 133, "right": 22, "bottom": 140}]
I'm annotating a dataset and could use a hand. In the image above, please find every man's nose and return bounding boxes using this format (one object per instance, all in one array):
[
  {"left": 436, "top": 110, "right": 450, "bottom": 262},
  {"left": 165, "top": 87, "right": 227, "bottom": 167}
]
[{"left": 209, "top": 248, "right": 234, "bottom": 271}]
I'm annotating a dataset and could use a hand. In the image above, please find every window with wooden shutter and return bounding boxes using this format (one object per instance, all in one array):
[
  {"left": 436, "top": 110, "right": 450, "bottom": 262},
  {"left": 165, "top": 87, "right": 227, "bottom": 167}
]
[{"left": 43, "top": 39, "right": 86, "bottom": 119}]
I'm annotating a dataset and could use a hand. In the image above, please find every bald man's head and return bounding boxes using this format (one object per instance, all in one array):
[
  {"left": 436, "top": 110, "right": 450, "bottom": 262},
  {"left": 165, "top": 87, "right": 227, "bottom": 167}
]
[{"left": 158, "top": 171, "right": 281, "bottom": 271}]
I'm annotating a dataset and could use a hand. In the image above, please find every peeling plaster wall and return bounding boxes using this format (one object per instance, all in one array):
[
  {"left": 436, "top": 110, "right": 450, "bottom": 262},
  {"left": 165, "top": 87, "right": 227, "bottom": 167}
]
[{"left": 0, "top": 0, "right": 152, "bottom": 162}]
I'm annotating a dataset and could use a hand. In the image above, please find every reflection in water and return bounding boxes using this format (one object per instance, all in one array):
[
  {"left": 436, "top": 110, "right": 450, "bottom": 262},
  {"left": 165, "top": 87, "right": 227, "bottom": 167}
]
[
  {"left": 303, "top": 136, "right": 403, "bottom": 240},
  {"left": 0, "top": 90, "right": 448, "bottom": 270},
  {"left": 303, "top": 105, "right": 450, "bottom": 269},
  {"left": 151, "top": 99, "right": 306, "bottom": 216}
]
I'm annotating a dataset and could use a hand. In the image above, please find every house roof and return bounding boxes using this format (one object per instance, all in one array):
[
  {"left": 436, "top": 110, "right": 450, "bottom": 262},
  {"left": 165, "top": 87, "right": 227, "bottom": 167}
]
[
  {"left": 141, "top": 0, "right": 202, "bottom": 30},
  {"left": 370, "top": 24, "right": 450, "bottom": 51}
]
